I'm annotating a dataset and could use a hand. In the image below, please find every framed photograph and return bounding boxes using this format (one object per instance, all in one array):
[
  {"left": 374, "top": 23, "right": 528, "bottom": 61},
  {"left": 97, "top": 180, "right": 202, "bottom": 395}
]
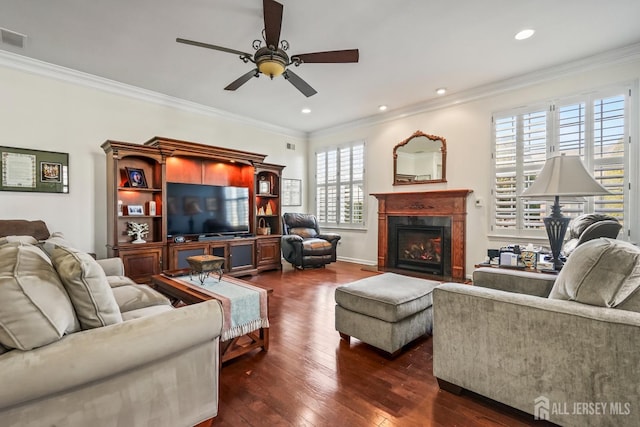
[
  {"left": 1, "top": 146, "right": 69, "bottom": 193},
  {"left": 282, "top": 178, "right": 302, "bottom": 206},
  {"left": 127, "top": 205, "right": 144, "bottom": 215},
  {"left": 125, "top": 167, "right": 147, "bottom": 188},
  {"left": 41, "top": 162, "right": 62, "bottom": 183},
  {"left": 258, "top": 180, "right": 271, "bottom": 195}
]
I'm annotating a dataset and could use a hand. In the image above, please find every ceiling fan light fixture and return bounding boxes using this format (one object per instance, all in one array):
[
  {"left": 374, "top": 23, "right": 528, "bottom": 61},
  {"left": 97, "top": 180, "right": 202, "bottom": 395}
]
[
  {"left": 258, "top": 59, "right": 286, "bottom": 78},
  {"left": 255, "top": 46, "right": 289, "bottom": 78}
]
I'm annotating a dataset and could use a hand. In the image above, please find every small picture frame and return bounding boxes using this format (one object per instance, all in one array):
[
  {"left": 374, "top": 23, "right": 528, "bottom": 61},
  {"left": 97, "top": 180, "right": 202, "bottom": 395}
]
[
  {"left": 127, "top": 205, "right": 144, "bottom": 215},
  {"left": 126, "top": 167, "right": 147, "bottom": 188},
  {"left": 258, "top": 180, "right": 271, "bottom": 195},
  {"left": 40, "top": 162, "right": 62, "bottom": 183}
]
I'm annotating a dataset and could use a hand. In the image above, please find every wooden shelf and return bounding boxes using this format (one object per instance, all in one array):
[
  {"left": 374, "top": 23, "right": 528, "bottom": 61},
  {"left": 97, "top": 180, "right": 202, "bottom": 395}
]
[
  {"left": 118, "top": 187, "right": 161, "bottom": 192},
  {"left": 103, "top": 137, "right": 286, "bottom": 281}
]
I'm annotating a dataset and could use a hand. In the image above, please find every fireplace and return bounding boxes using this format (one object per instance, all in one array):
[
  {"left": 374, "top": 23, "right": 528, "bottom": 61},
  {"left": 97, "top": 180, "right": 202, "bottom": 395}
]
[
  {"left": 396, "top": 226, "right": 445, "bottom": 275},
  {"left": 371, "top": 190, "right": 472, "bottom": 282},
  {"left": 388, "top": 216, "right": 451, "bottom": 277}
]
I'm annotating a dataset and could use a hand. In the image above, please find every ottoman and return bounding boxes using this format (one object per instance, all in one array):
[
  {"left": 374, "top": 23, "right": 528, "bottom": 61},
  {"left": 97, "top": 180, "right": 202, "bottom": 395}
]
[{"left": 334, "top": 272, "right": 439, "bottom": 356}]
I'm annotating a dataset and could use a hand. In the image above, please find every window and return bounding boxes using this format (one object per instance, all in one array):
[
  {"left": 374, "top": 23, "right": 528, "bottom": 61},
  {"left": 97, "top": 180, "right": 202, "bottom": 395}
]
[
  {"left": 492, "top": 87, "right": 629, "bottom": 237},
  {"left": 316, "top": 141, "right": 365, "bottom": 227}
]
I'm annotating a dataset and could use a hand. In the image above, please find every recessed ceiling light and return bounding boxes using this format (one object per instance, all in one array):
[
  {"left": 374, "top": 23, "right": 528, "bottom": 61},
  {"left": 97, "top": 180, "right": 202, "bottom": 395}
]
[
  {"left": 515, "top": 29, "right": 535, "bottom": 40},
  {"left": 436, "top": 88, "right": 446, "bottom": 95},
  {"left": 301, "top": 108, "right": 311, "bottom": 114},
  {"left": 378, "top": 105, "right": 388, "bottom": 111}
]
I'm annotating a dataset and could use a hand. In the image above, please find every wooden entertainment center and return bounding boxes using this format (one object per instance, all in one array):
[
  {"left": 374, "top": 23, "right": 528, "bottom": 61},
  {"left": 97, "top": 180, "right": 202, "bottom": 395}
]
[{"left": 101, "top": 136, "right": 284, "bottom": 283}]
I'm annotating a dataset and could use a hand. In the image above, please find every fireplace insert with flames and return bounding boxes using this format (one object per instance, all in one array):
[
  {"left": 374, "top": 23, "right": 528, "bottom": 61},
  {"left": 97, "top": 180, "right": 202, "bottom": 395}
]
[{"left": 395, "top": 226, "right": 444, "bottom": 275}]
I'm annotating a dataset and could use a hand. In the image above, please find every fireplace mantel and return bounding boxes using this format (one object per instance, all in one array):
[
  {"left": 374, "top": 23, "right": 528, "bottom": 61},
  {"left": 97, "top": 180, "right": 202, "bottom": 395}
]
[{"left": 371, "top": 190, "right": 472, "bottom": 281}]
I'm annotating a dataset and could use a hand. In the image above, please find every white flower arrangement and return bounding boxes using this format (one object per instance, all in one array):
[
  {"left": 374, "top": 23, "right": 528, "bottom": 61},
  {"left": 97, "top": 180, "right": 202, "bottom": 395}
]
[{"left": 127, "top": 222, "right": 149, "bottom": 243}]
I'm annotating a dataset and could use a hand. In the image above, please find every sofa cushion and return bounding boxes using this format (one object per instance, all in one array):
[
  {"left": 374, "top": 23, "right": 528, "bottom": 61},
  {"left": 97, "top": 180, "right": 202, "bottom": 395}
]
[
  {"left": 50, "top": 246, "right": 123, "bottom": 329},
  {"left": 106, "top": 275, "right": 138, "bottom": 288},
  {"left": 0, "top": 219, "right": 50, "bottom": 240},
  {"left": 549, "top": 238, "right": 640, "bottom": 307},
  {"left": 302, "top": 238, "right": 333, "bottom": 255},
  {"left": 120, "top": 304, "right": 174, "bottom": 321},
  {"left": 0, "top": 242, "right": 79, "bottom": 350},
  {"left": 0, "top": 235, "right": 39, "bottom": 246},
  {"left": 111, "top": 284, "right": 171, "bottom": 314}
]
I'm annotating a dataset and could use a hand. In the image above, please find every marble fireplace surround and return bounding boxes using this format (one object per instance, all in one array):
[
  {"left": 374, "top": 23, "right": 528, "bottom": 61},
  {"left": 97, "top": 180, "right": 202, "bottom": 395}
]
[{"left": 371, "top": 189, "right": 473, "bottom": 282}]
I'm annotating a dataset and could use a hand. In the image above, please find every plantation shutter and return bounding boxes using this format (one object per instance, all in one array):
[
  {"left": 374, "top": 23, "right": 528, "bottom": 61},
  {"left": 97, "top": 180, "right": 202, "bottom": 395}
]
[
  {"left": 493, "top": 109, "right": 547, "bottom": 231},
  {"left": 316, "top": 141, "right": 365, "bottom": 227}
]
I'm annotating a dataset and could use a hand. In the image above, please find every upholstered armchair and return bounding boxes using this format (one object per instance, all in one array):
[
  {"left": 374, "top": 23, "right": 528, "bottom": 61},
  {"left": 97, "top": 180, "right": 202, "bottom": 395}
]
[
  {"left": 281, "top": 213, "right": 341, "bottom": 268},
  {"left": 562, "top": 213, "right": 621, "bottom": 256}
]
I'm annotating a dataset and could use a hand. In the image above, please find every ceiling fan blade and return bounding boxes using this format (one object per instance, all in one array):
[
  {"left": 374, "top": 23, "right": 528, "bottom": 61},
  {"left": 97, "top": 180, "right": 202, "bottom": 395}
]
[
  {"left": 263, "top": 0, "right": 283, "bottom": 49},
  {"left": 291, "top": 49, "right": 359, "bottom": 64},
  {"left": 176, "top": 38, "right": 252, "bottom": 57},
  {"left": 283, "top": 70, "right": 317, "bottom": 97},
  {"left": 224, "top": 69, "right": 259, "bottom": 91}
]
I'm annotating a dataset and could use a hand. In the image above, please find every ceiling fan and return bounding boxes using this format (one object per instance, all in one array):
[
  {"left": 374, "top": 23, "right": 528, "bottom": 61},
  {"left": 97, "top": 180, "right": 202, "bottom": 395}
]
[{"left": 176, "top": 0, "right": 359, "bottom": 97}]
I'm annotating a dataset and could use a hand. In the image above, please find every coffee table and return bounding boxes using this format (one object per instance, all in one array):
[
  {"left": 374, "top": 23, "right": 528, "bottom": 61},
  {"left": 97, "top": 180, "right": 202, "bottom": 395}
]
[{"left": 151, "top": 271, "right": 272, "bottom": 364}]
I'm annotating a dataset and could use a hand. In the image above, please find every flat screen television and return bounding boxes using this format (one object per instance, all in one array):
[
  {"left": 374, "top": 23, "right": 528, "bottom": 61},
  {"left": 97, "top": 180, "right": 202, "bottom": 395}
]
[{"left": 166, "top": 182, "right": 250, "bottom": 237}]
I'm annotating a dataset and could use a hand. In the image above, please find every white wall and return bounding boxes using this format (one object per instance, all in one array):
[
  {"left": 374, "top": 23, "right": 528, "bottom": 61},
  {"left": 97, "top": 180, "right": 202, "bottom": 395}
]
[
  {"left": 3, "top": 51, "right": 639, "bottom": 274},
  {"left": 309, "top": 57, "right": 640, "bottom": 276},
  {"left": 0, "top": 63, "right": 306, "bottom": 257}
]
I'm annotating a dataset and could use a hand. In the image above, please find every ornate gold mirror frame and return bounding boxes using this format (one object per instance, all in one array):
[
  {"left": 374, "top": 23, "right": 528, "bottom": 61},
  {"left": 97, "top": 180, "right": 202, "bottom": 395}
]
[{"left": 393, "top": 130, "right": 447, "bottom": 185}]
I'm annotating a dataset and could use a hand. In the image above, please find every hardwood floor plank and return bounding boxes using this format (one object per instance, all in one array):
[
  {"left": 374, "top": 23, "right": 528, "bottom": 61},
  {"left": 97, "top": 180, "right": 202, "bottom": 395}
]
[{"left": 213, "top": 262, "right": 553, "bottom": 427}]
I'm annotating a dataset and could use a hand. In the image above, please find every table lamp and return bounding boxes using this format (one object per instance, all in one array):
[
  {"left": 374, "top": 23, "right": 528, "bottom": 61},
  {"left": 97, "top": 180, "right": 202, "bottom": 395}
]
[{"left": 520, "top": 153, "right": 610, "bottom": 271}]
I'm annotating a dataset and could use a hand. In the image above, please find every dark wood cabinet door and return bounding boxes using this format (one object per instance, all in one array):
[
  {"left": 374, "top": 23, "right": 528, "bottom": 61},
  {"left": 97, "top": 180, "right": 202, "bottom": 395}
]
[
  {"left": 256, "top": 236, "right": 281, "bottom": 271},
  {"left": 119, "top": 246, "right": 163, "bottom": 283}
]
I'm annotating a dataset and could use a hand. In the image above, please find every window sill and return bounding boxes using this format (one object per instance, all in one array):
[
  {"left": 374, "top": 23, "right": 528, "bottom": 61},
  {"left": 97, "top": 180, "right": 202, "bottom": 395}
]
[{"left": 320, "top": 225, "right": 368, "bottom": 233}]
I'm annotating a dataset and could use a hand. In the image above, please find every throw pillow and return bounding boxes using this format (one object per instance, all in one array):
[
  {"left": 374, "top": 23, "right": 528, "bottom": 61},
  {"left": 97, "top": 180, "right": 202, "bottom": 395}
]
[
  {"left": 0, "top": 219, "right": 50, "bottom": 240},
  {"left": 0, "top": 242, "right": 79, "bottom": 350},
  {"left": 40, "top": 232, "right": 74, "bottom": 257},
  {"left": 0, "top": 235, "right": 38, "bottom": 246},
  {"left": 50, "top": 246, "right": 123, "bottom": 329},
  {"left": 549, "top": 238, "right": 640, "bottom": 307}
]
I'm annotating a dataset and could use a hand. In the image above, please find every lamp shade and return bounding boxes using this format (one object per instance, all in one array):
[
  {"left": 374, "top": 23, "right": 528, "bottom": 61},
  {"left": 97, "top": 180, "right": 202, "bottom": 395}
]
[{"left": 521, "top": 154, "right": 610, "bottom": 198}]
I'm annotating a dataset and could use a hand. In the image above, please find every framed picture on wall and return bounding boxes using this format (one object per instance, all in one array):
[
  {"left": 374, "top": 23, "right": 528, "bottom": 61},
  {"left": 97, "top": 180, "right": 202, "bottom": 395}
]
[
  {"left": 0, "top": 146, "right": 69, "bottom": 193},
  {"left": 282, "top": 178, "right": 302, "bottom": 206}
]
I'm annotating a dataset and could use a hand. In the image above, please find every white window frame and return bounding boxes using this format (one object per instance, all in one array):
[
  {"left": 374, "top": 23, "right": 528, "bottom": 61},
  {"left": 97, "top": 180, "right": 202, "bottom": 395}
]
[
  {"left": 490, "top": 84, "right": 632, "bottom": 241},
  {"left": 315, "top": 140, "right": 366, "bottom": 229}
]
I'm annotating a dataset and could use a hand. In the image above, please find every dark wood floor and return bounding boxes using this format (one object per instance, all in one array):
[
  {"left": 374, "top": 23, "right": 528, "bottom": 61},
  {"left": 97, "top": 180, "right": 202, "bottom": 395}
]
[{"left": 215, "top": 261, "right": 549, "bottom": 427}]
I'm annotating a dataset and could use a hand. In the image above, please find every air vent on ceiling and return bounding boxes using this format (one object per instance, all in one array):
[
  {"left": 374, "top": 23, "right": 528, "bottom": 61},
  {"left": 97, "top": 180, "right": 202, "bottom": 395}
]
[{"left": 1, "top": 28, "right": 27, "bottom": 48}]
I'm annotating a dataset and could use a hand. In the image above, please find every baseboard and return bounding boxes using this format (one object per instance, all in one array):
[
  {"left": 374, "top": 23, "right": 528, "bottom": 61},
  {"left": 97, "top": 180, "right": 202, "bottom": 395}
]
[{"left": 336, "top": 256, "right": 376, "bottom": 266}]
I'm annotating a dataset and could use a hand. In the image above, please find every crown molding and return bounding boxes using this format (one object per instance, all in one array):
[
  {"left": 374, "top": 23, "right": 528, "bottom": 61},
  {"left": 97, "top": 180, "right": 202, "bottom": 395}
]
[
  {"left": 310, "top": 41, "right": 640, "bottom": 139},
  {"left": 0, "top": 50, "right": 306, "bottom": 139}
]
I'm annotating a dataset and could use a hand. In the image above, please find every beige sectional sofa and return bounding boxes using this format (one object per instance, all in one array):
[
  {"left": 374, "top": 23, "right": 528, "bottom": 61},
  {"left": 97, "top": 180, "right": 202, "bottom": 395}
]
[
  {"left": 433, "top": 238, "right": 640, "bottom": 427},
  {"left": 0, "top": 221, "right": 223, "bottom": 427}
]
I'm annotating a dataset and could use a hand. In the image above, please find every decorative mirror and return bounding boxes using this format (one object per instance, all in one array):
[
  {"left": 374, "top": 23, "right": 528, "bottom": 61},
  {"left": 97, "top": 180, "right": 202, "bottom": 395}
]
[{"left": 393, "top": 130, "right": 447, "bottom": 185}]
